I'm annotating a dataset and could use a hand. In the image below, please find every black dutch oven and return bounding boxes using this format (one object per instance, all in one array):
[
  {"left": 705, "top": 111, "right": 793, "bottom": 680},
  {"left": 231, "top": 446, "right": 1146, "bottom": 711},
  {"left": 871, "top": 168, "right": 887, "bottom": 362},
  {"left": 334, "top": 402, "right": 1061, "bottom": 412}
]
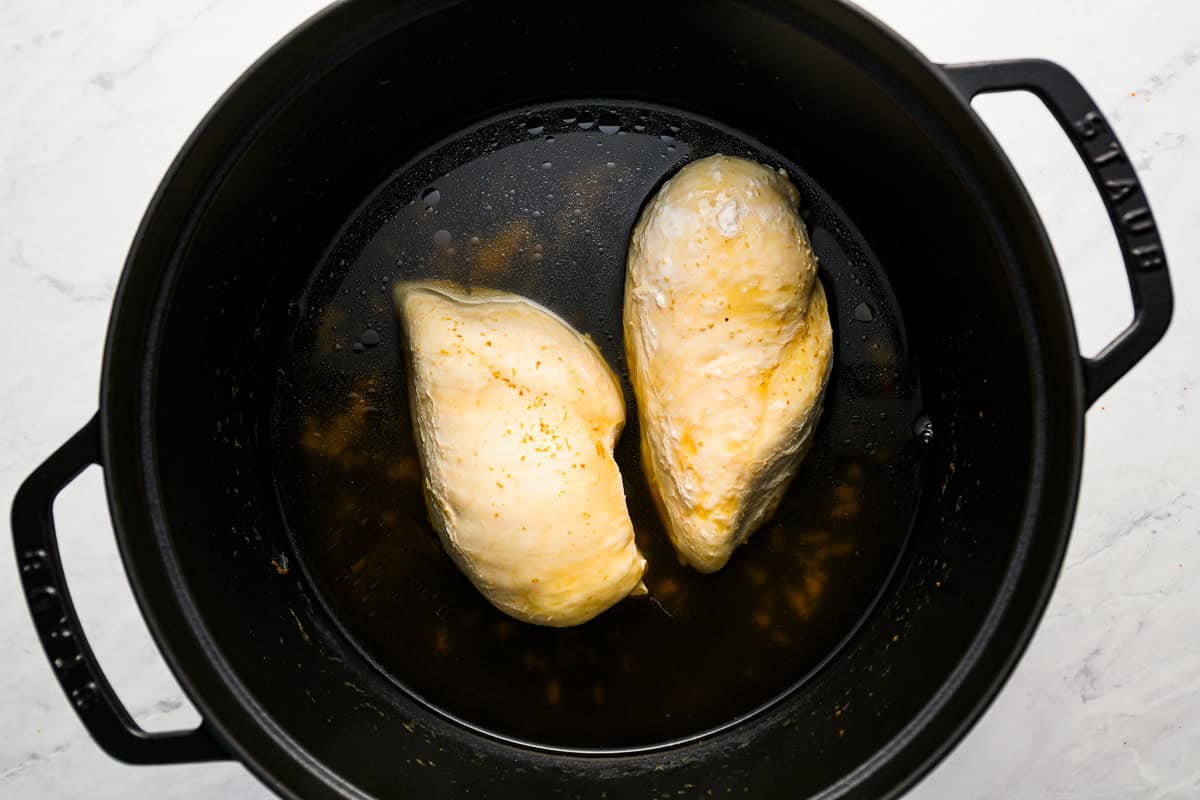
[{"left": 12, "top": 1, "right": 1173, "bottom": 798}]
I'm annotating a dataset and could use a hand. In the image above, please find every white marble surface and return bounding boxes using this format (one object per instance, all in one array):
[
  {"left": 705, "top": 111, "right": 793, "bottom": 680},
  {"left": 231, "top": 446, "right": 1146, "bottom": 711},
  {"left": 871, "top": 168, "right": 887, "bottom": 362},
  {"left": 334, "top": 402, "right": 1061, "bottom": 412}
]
[{"left": 1, "top": 1, "right": 1196, "bottom": 797}]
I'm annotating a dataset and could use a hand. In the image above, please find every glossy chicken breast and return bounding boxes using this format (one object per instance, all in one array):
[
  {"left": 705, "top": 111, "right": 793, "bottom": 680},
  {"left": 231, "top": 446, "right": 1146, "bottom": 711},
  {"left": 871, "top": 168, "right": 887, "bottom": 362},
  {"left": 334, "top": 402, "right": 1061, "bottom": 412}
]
[
  {"left": 396, "top": 284, "right": 646, "bottom": 626},
  {"left": 624, "top": 155, "right": 833, "bottom": 572}
]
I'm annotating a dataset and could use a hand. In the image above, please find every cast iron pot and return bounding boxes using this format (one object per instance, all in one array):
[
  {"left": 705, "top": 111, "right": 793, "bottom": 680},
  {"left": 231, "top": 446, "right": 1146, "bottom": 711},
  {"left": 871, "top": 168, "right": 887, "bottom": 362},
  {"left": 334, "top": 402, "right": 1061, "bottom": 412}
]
[{"left": 13, "top": 1, "right": 1173, "bottom": 798}]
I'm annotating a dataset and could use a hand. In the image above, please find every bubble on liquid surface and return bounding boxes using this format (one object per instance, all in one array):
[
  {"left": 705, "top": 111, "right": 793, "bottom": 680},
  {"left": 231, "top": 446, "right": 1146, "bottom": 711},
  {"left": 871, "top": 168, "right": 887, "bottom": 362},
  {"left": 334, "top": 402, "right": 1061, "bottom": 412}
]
[
  {"left": 854, "top": 302, "right": 875, "bottom": 322},
  {"left": 913, "top": 414, "right": 934, "bottom": 446},
  {"left": 420, "top": 188, "right": 441, "bottom": 208},
  {"left": 598, "top": 114, "right": 621, "bottom": 135},
  {"left": 360, "top": 328, "right": 381, "bottom": 347},
  {"left": 433, "top": 229, "right": 452, "bottom": 246}
]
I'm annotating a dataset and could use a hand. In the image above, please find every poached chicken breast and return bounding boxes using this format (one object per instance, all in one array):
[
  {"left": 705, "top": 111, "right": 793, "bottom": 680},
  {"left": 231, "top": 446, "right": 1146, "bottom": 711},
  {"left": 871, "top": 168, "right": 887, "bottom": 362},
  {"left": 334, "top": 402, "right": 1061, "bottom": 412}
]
[
  {"left": 396, "top": 284, "right": 646, "bottom": 626},
  {"left": 624, "top": 154, "right": 833, "bottom": 573}
]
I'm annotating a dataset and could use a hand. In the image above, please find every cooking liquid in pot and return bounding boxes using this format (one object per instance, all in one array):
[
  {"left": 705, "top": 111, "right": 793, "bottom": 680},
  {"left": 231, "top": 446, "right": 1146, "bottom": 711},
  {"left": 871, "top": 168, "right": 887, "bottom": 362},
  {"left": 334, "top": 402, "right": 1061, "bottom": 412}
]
[{"left": 272, "top": 103, "right": 923, "bottom": 750}]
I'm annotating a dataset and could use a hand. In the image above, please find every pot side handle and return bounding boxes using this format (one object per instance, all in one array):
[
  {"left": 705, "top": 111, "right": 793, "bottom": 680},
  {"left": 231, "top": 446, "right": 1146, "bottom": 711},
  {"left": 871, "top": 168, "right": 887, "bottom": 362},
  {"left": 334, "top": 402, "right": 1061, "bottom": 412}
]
[
  {"left": 11, "top": 415, "right": 228, "bottom": 764},
  {"left": 943, "top": 59, "right": 1173, "bottom": 407}
]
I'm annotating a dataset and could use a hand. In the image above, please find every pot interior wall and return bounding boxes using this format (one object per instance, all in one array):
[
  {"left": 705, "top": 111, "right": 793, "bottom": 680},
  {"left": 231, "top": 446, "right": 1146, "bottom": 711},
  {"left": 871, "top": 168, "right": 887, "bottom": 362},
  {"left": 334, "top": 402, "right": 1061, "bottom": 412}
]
[{"left": 145, "top": 0, "right": 1053, "bottom": 795}]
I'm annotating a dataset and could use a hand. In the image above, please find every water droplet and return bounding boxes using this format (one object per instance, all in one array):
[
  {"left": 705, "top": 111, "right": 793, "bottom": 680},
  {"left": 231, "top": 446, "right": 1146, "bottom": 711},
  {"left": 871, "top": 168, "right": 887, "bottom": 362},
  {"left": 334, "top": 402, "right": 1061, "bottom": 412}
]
[
  {"left": 532, "top": 210, "right": 542, "bottom": 217},
  {"left": 854, "top": 302, "right": 875, "bottom": 322},
  {"left": 667, "top": 145, "right": 676, "bottom": 152},
  {"left": 561, "top": 110, "right": 578, "bottom": 124},
  {"left": 420, "top": 187, "right": 440, "bottom": 208},
  {"left": 525, "top": 118, "right": 545, "bottom": 135},
  {"left": 660, "top": 133, "right": 674, "bottom": 142},
  {"left": 633, "top": 117, "right": 647, "bottom": 132},
  {"left": 668, "top": 124, "right": 681, "bottom": 134},
  {"left": 469, "top": 235, "right": 480, "bottom": 244},
  {"left": 913, "top": 414, "right": 934, "bottom": 446},
  {"left": 433, "top": 229, "right": 452, "bottom": 246},
  {"left": 576, "top": 112, "right": 595, "bottom": 130},
  {"left": 352, "top": 342, "right": 365, "bottom": 353},
  {"left": 360, "top": 329, "right": 381, "bottom": 347},
  {"left": 598, "top": 114, "right": 621, "bottom": 134},
  {"left": 606, "top": 161, "right": 616, "bottom": 168},
  {"left": 545, "top": 136, "right": 555, "bottom": 143},
  {"left": 541, "top": 161, "right": 552, "bottom": 170}
]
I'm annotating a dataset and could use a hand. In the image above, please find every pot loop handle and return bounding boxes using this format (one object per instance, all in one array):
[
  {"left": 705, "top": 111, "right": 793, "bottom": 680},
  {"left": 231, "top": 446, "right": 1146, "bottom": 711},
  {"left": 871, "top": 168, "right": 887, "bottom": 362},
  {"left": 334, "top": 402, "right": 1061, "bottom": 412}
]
[
  {"left": 12, "top": 415, "right": 228, "bottom": 764},
  {"left": 944, "top": 59, "right": 1173, "bottom": 407}
]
